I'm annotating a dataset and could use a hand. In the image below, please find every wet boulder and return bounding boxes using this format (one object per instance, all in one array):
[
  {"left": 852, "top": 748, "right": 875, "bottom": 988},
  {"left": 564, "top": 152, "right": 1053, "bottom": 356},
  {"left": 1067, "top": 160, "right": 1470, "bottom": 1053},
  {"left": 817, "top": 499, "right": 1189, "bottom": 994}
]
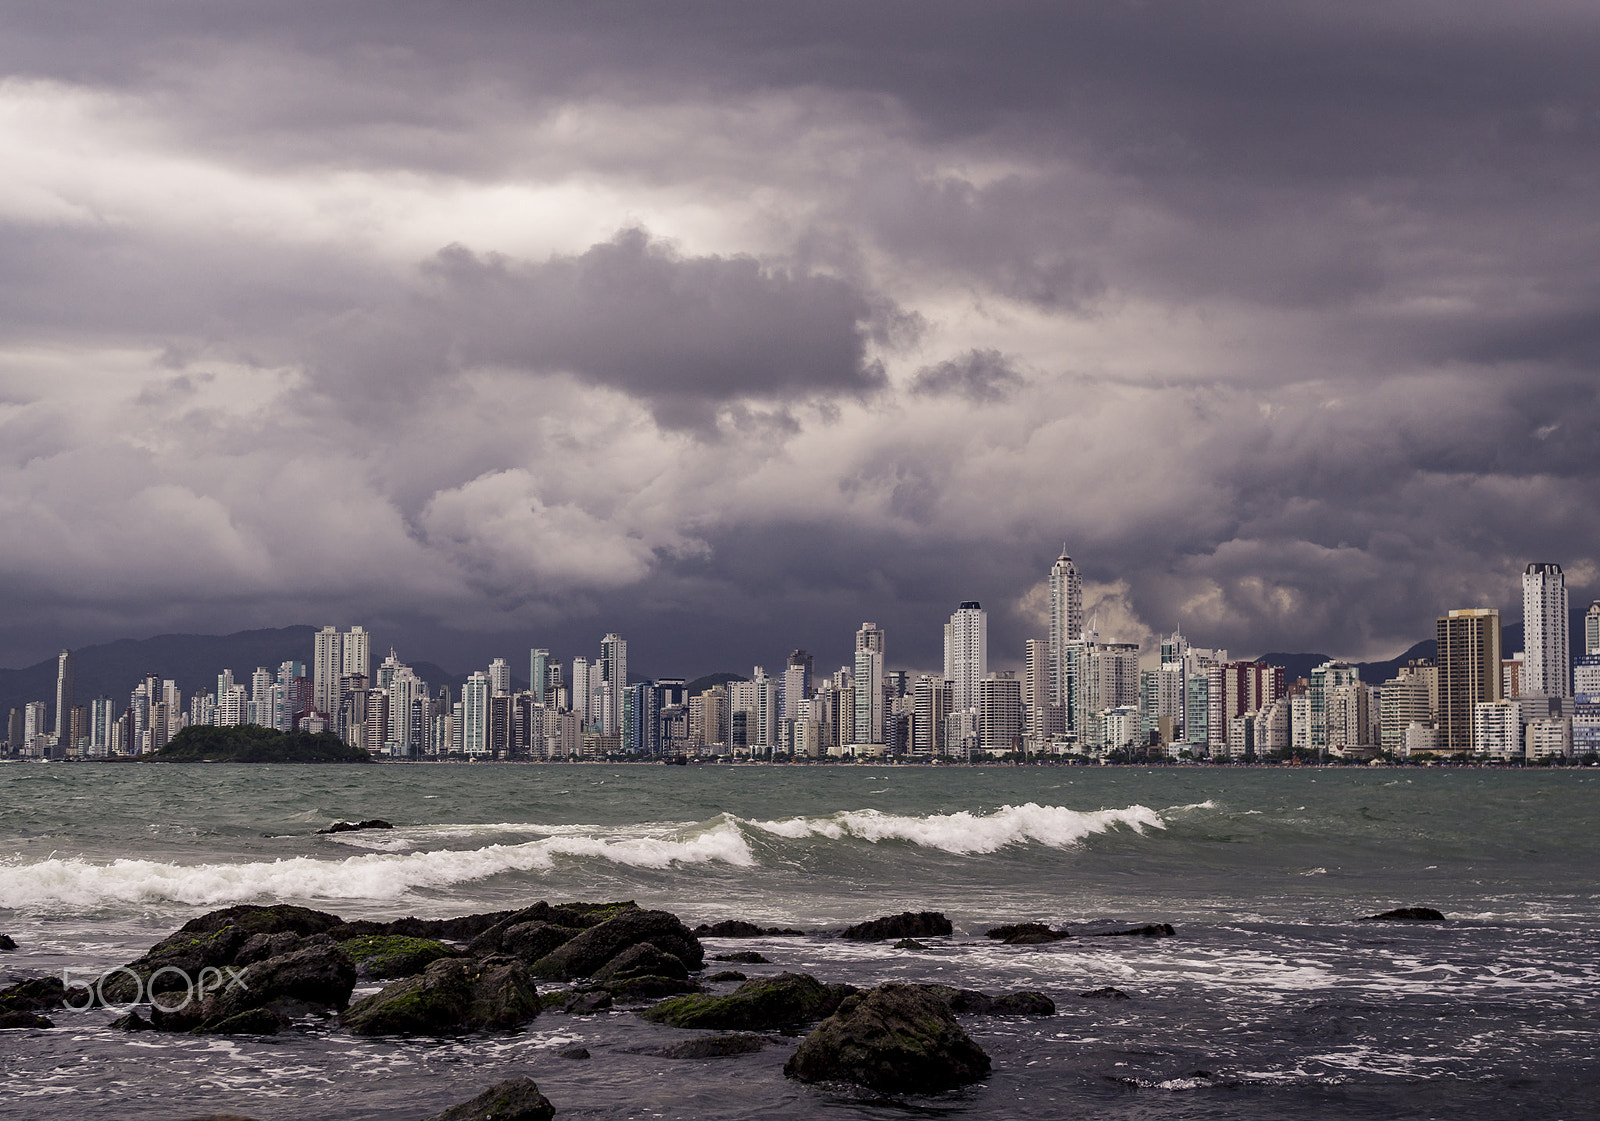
[
  {"left": 1086, "top": 923, "right": 1176, "bottom": 938},
  {"left": 640, "top": 972, "right": 855, "bottom": 1031},
  {"left": 154, "top": 941, "right": 358, "bottom": 1033},
  {"left": 317, "top": 819, "right": 393, "bottom": 834},
  {"left": 692, "top": 920, "right": 806, "bottom": 937},
  {"left": 640, "top": 1033, "right": 771, "bottom": 1059},
  {"left": 337, "top": 935, "right": 460, "bottom": 980},
  {"left": 100, "top": 904, "right": 343, "bottom": 1004},
  {"left": 1080, "top": 986, "right": 1131, "bottom": 1000},
  {"left": 0, "top": 934, "right": 16, "bottom": 951},
  {"left": 530, "top": 909, "right": 703, "bottom": 979},
  {"left": 498, "top": 922, "right": 583, "bottom": 964},
  {"left": 902, "top": 984, "right": 1054, "bottom": 1016},
  {"left": 784, "top": 983, "right": 991, "bottom": 1093},
  {"left": 1361, "top": 907, "right": 1445, "bottom": 922},
  {"left": 713, "top": 951, "right": 768, "bottom": 964},
  {"left": 840, "top": 911, "right": 952, "bottom": 941},
  {"left": 343, "top": 954, "right": 540, "bottom": 1035},
  {"left": 985, "top": 921, "right": 1071, "bottom": 944},
  {"left": 421, "top": 1077, "right": 554, "bottom": 1121},
  {"left": 0, "top": 1010, "right": 54, "bottom": 1029},
  {"left": 0, "top": 976, "right": 70, "bottom": 1014},
  {"left": 594, "top": 943, "right": 689, "bottom": 983}
]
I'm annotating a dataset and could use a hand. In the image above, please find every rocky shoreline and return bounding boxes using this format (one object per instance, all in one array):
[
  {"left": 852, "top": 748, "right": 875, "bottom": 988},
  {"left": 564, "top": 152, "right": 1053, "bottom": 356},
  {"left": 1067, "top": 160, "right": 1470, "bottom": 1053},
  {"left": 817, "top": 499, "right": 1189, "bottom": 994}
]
[{"left": 0, "top": 900, "right": 1452, "bottom": 1119}]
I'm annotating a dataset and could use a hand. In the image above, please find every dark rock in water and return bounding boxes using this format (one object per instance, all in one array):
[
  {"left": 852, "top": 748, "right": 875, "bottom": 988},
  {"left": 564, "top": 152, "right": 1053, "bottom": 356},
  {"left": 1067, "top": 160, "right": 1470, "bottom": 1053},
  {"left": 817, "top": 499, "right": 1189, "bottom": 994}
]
[
  {"left": 495, "top": 922, "right": 583, "bottom": 964},
  {"left": 713, "top": 950, "right": 768, "bottom": 964},
  {"left": 603, "top": 974, "right": 701, "bottom": 1002},
  {"left": 317, "top": 819, "right": 393, "bottom": 834},
  {"left": 421, "top": 1076, "right": 554, "bottom": 1121},
  {"left": 985, "top": 921, "right": 1071, "bottom": 944},
  {"left": 1080, "top": 987, "right": 1131, "bottom": 1000},
  {"left": 154, "top": 941, "right": 359, "bottom": 1033},
  {"left": 1361, "top": 907, "right": 1445, "bottom": 922},
  {"left": 901, "top": 984, "right": 1054, "bottom": 1016},
  {"left": 841, "top": 911, "right": 952, "bottom": 941},
  {"left": 784, "top": 983, "right": 991, "bottom": 1093},
  {"left": 1086, "top": 923, "right": 1176, "bottom": 938},
  {"left": 0, "top": 1010, "right": 54, "bottom": 1029},
  {"left": 557, "top": 1045, "right": 590, "bottom": 1059},
  {"left": 640, "top": 972, "right": 855, "bottom": 1031},
  {"left": 531, "top": 909, "right": 703, "bottom": 980},
  {"left": 338, "top": 935, "right": 460, "bottom": 980},
  {"left": 692, "top": 920, "right": 806, "bottom": 937},
  {"left": 645, "top": 1033, "right": 770, "bottom": 1059},
  {"left": 343, "top": 954, "right": 541, "bottom": 1035},
  {"left": 111, "top": 1009, "right": 155, "bottom": 1031},
  {"left": 554, "top": 990, "right": 613, "bottom": 1014},
  {"left": 0, "top": 976, "right": 69, "bottom": 1013},
  {"left": 894, "top": 938, "right": 929, "bottom": 951},
  {"left": 206, "top": 1007, "right": 282, "bottom": 1035},
  {"left": 990, "top": 991, "right": 1056, "bottom": 1015},
  {"left": 595, "top": 942, "right": 689, "bottom": 983},
  {"left": 707, "top": 971, "right": 747, "bottom": 983},
  {"left": 331, "top": 911, "right": 516, "bottom": 944},
  {"left": 101, "top": 903, "right": 345, "bottom": 1004},
  {"left": 0, "top": 934, "right": 15, "bottom": 950}
]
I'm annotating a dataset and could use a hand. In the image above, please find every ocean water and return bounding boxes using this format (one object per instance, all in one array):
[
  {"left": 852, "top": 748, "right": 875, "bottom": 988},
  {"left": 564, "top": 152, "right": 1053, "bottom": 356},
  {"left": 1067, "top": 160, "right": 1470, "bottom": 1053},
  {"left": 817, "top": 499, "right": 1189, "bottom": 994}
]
[{"left": 1, "top": 763, "right": 1597, "bottom": 1120}]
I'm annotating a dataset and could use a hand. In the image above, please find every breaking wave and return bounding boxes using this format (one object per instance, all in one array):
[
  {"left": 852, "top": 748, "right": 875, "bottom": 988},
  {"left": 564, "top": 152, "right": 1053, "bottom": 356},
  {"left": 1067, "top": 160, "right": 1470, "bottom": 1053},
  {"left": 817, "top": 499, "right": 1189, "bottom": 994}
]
[
  {"left": 744, "top": 801, "right": 1166, "bottom": 853},
  {"left": 0, "top": 821, "right": 756, "bottom": 909}
]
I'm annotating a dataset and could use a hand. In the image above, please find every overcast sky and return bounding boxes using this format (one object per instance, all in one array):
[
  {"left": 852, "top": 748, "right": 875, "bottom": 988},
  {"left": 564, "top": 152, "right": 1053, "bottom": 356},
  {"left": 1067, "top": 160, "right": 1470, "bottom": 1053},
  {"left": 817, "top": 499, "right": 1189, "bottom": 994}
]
[{"left": 2, "top": 2, "right": 1598, "bottom": 679}]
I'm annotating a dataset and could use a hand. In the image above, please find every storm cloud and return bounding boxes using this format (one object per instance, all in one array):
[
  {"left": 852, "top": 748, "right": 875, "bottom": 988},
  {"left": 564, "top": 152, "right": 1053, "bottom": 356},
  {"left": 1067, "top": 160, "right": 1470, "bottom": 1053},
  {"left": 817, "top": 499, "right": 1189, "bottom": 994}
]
[{"left": 2, "top": 1, "right": 1599, "bottom": 679}]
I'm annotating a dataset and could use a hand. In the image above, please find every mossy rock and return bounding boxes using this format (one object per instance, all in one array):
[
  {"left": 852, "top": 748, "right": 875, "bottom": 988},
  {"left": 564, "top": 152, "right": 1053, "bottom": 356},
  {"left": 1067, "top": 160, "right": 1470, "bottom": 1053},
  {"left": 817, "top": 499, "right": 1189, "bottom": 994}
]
[
  {"left": 338, "top": 935, "right": 460, "bottom": 979},
  {"left": 639, "top": 972, "right": 854, "bottom": 1031},
  {"left": 783, "top": 982, "right": 991, "bottom": 1093},
  {"left": 421, "top": 1076, "right": 553, "bottom": 1121},
  {"left": 530, "top": 909, "right": 703, "bottom": 980},
  {"left": 343, "top": 955, "right": 540, "bottom": 1035}
]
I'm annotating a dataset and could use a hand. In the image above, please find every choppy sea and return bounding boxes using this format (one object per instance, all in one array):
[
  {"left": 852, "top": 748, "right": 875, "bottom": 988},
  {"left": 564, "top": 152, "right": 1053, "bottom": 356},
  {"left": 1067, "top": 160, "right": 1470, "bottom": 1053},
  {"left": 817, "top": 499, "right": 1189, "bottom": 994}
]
[{"left": 1, "top": 762, "right": 1596, "bottom": 1120}]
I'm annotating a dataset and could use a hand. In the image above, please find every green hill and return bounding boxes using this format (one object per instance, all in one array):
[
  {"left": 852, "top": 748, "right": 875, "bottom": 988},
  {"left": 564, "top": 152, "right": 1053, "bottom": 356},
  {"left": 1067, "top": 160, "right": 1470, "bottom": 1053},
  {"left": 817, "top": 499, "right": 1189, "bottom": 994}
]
[{"left": 152, "top": 724, "right": 371, "bottom": 763}]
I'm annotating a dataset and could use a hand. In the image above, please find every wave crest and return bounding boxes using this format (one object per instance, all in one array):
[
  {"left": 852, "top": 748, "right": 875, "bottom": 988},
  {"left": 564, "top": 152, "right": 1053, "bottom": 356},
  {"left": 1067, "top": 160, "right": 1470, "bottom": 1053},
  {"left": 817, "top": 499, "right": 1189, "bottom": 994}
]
[
  {"left": 0, "top": 821, "right": 755, "bottom": 910},
  {"left": 746, "top": 801, "right": 1165, "bottom": 854}
]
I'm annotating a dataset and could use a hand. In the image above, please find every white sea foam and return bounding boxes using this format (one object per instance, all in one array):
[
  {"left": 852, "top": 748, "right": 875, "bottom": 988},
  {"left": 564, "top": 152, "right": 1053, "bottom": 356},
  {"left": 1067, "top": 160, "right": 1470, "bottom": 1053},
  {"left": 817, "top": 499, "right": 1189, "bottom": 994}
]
[
  {"left": 745, "top": 802, "right": 1166, "bottom": 854},
  {"left": 0, "top": 820, "right": 755, "bottom": 909}
]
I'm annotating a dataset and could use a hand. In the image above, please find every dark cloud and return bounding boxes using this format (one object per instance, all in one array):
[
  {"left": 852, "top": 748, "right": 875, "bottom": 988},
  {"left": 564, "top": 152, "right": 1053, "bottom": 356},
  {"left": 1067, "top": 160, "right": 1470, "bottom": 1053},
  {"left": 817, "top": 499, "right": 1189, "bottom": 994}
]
[
  {"left": 910, "top": 349, "right": 1024, "bottom": 403},
  {"left": 414, "top": 231, "right": 889, "bottom": 429}
]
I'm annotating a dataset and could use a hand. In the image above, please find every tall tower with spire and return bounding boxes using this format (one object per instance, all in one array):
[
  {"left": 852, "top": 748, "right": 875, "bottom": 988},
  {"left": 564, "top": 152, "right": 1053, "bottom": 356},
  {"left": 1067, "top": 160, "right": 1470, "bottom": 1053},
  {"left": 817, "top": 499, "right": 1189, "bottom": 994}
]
[{"left": 1047, "top": 550, "right": 1083, "bottom": 711}]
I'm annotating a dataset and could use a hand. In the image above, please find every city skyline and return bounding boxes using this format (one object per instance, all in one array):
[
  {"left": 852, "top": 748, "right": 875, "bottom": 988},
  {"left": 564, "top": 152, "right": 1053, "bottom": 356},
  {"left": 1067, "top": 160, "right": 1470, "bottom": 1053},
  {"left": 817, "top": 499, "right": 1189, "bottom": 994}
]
[{"left": 8, "top": 555, "right": 1598, "bottom": 764}]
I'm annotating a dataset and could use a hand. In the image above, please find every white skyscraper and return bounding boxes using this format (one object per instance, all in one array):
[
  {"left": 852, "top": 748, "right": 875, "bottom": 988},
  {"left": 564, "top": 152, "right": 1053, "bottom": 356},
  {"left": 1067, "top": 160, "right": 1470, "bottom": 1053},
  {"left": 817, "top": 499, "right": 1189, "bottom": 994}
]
[
  {"left": 314, "top": 626, "right": 342, "bottom": 716},
  {"left": 1048, "top": 551, "right": 1083, "bottom": 712},
  {"left": 53, "top": 649, "right": 74, "bottom": 746},
  {"left": 600, "top": 634, "right": 627, "bottom": 736},
  {"left": 572, "top": 657, "right": 593, "bottom": 724},
  {"left": 853, "top": 622, "right": 886, "bottom": 744},
  {"left": 1523, "top": 562, "right": 1571, "bottom": 699},
  {"left": 343, "top": 626, "right": 371, "bottom": 682},
  {"left": 462, "top": 671, "right": 490, "bottom": 756},
  {"left": 943, "top": 601, "right": 988, "bottom": 714},
  {"left": 530, "top": 649, "right": 550, "bottom": 704},
  {"left": 488, "top": 657, "right": 511, "bottom": 696}
]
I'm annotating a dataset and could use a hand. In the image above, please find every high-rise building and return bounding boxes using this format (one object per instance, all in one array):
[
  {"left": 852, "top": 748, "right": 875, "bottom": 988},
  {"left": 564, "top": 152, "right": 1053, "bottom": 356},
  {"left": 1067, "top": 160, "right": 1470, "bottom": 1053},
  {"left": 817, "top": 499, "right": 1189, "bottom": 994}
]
[
  {"left": 978, "top": 671, "right": 1022, "bottom": 754},
  {"left": 488, "top": 657, "right": 511, "bottom": 697},
  {"left": 786, "top": 650, "right": 814, "bottom": 698},
  {"left": 1047, "top": 552, "right": 1083, "bottom": 713},
  {"left": 530, "top": 649, "right": 550, "bottom": 705},
  {"left": 343, "top": 626, "right": 371, "bottom": 682},
  {"left": 1437, "top": 608, "right": 1503, "bottom": 754},
  {"left": 912, "top": 675, "right": 952, "bottom": 756},
  {"left": 1586, "top": 602, "right": 1600, "bottom": 657},
  {"left": 943, "top": 602, "right": 988, "bottom": 714},
  {"left": 462, "top": 671, "right": 490, "bottom": 756},
  {"left": 1380, "top": 671, "right": 1432, "bottom": 756},
  {"left": 600, "top": 633, "right": 627, "bottom": 737},
  {"left": 53, "top": 649, "right": 74, "bottom": 746},
  {"left": 314, "top": 626, "right": 342, "bottom": 716},
  {"left": 571, "top": 657, "right": 592, "bottom": 724},
  {"left": 1022, "top": 638, "right": 1049, "bottom": 727},
  {"left": 1522, "top": 563, "right": 1570, "bottom": 699},
  {"left": 853, "top": 622, "right": 886, "bottom": 744}
]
